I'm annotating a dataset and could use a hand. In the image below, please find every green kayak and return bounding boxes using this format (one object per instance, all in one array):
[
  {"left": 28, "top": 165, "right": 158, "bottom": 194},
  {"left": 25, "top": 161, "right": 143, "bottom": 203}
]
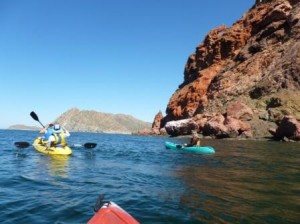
[{"left": 165, "top": 141, "right": 215, "bottom": 154}]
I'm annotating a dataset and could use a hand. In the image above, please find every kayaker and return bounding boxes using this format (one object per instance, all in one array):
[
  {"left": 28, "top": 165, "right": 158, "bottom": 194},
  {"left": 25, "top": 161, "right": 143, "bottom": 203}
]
[
  {"left": 47, "top": 124, "right": 70, "bottom": 147},
  {"left": 185, "top": 130, "right": 201, "bottom": 147},
  {"left": 40, "top": 123, "right": 54, "bottom": 142}
]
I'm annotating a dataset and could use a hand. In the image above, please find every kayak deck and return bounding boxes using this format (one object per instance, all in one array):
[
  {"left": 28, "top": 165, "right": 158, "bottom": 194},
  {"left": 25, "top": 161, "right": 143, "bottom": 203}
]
[
  {"left": 88, "top": 201, "right": 139, "bottom": 224},
  {"left": 165, "top": 141, "right": 215, "bottom": 154},
  {"left": 33, "top": 137, "right": 72, "bottom": 155}
]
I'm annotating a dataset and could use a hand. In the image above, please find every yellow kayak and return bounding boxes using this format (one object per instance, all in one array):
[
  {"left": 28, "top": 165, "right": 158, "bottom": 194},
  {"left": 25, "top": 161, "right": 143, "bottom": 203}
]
[{"left": 33, "top": 137, "right": 72, "bottom": 155}]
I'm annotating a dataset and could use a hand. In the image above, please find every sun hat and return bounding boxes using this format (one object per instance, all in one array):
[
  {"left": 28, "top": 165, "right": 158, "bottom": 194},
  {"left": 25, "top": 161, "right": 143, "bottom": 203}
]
[{"left": 53, "top": 124, "right": 62, "bottom": 133}]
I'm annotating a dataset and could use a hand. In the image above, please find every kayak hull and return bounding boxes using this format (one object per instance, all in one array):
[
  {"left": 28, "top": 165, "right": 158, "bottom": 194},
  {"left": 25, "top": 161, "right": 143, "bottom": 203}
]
[
  {"left": 88, "top": 202, "right": 139, "bottom": 224},
  {"left": 33, "top": 137, "right": 72, "bottom": 155},
  {"left": 165, "top": 141, "right": 215, "bottom": 154}
]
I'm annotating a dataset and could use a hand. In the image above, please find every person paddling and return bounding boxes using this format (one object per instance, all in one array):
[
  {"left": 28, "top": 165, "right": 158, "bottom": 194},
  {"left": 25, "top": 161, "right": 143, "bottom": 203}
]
[
  {"left": 47, "top": 124, "right": 70, "bottom": 148},
  {"left": 184, "top": 130, "right": 201, "bottom": 147},
  {"left": 40, "top": 123, "right": 54, "bottom": 141}
]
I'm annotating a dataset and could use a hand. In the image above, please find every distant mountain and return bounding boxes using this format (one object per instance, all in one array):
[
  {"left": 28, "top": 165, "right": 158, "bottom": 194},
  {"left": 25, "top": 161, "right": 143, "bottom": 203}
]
[
  {"left": 7, "top": 124, "right": 40, "bottom": 131},
  {"left": 53, "top": 108, "right": 151, "bottom": 134}
]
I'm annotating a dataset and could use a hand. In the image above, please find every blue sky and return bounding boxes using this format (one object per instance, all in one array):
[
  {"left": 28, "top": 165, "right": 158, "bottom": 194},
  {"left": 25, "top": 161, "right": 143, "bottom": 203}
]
[{"left": 0, "top": 0, "right": 254, "bottom": 128}]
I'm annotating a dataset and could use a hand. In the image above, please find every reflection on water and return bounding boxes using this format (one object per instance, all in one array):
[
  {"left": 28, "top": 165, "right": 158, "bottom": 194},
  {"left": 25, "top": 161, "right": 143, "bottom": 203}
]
[
  {"left": 47, "top": 155, "right": 70, "bottom": 177},
  {"left": 177, "top": 140, "right": 300, "bottom": 223},
  {"left": 15, "top": 149, "right": 28, "bottom": 158},
  {"left": 1, "top": 131, "right": 300, "bottom": 223},
  {"left": 30, "top": 154, "right": 70, "bottom": 178}
]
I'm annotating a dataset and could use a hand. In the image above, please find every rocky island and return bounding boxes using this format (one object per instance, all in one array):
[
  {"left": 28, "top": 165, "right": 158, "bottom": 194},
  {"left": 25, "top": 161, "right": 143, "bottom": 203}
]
[
  {"left": 9, "top": 108, "right": 151, "bottom": 134},
  {"left": 53, "top": 108, "right": 151, "bottom": 134}
]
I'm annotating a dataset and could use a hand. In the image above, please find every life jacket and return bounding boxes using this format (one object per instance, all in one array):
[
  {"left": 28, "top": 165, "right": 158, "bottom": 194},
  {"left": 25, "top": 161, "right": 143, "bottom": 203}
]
[
  {"left": 52, "top": 132, "right": 67, "bottom": 147},
  {"left": 42, "top": 128, "right": 53, "bottom": 144},
  {"left": 42, "top": 128, "right": 54, "bottom": 140}
]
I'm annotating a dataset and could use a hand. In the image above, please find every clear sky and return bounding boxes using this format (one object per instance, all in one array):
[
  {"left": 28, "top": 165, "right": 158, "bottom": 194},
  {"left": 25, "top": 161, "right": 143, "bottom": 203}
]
[{"left": 0, "top": 0, "right": 254, "bottom": 128}]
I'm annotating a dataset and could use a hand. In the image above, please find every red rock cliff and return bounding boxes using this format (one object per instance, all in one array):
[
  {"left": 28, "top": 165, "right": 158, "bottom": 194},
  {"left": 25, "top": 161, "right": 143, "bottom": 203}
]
[{"left": 163, "top": 0, "right": 300, "bottom": 138}]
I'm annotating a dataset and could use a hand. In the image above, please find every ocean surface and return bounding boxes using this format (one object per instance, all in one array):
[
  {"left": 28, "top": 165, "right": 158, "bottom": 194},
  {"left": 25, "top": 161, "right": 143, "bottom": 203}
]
[{"left": 0, "top": 130, "right": 299, "bottom": 224}]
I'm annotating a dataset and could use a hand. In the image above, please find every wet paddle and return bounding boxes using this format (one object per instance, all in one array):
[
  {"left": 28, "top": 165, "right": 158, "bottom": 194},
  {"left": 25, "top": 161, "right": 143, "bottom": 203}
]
[
  {"left": 30, "top": 111, "right": 45, "bottom": 128},
  {"left": 83, "top": 143, "right": 97, "bottom": 149},
  {"left": 14, "top": 142, "right": 31, "bottom": 148}
]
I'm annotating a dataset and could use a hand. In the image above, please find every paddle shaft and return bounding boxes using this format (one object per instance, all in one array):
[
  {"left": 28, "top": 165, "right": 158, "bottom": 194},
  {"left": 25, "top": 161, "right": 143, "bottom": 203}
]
[{"left": 37, "top": 120, "right": 45, "bottom": 128}]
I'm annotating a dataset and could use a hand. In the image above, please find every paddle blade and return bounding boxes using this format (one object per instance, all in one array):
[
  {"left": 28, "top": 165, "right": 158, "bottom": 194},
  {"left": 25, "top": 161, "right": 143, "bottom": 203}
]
[
  {"left": 83, "top": 143, "right": 97, "bottom": 149},
  {"left": 30, "top": 111, "right": 45, "bottom": 128},
  {"left": 14, "top": 142, "right": 30, "bottom": 148},
  {"left": 30, "top": 111, "right": 39, "bottom": 121}
]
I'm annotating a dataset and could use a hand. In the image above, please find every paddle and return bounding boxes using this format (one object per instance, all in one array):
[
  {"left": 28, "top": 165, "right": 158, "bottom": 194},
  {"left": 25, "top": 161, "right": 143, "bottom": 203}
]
[
  {"left": 14, "top": 142, "right": 31, "bottom": 148},
  {"left": 30, "top": 111, "right": 45, "bottom": 128},
  {"left": 83, "top": 143, "right": 97, "bottom": 149},
  {"left": 15, "top": 141, "right": 97, "bottom": 149}
]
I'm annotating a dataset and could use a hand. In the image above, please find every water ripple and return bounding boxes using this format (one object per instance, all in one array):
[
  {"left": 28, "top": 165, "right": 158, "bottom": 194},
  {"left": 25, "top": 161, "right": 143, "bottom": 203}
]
[{"left": 0, "top": 131, "right": 299, "bottom": 223}]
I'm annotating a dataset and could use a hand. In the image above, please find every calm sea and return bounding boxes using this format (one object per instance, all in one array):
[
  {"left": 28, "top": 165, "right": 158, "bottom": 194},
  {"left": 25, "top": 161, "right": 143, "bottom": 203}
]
[{"left": 0, "top": 130, "right": 299, "bottom": 224}]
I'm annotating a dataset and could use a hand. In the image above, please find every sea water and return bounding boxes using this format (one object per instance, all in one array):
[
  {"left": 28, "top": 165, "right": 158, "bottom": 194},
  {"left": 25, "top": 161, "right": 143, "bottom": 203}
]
[{"left": 0, "top": 130, "right": 299, "bottom": 223}]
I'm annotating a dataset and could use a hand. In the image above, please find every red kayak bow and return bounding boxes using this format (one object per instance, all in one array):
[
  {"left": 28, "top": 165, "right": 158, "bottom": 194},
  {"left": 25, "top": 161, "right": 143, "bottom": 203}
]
[{"left": 88, "top": 196, "right": 139, "bottom": 224}]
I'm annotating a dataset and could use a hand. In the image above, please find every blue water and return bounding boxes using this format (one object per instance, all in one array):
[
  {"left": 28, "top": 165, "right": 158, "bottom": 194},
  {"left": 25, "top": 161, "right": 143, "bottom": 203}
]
[{"left": 0, "top": 130, "right": 299, "bottom": 224}]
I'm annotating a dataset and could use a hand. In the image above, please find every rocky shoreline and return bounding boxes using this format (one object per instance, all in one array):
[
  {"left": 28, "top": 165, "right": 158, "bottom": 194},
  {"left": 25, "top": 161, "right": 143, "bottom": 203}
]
[
  {"left": 135, "top": 102, "right": 300, "bottom": 142},
  {"left": 136, "top": 0, "right": 300, "bottom": 142}
]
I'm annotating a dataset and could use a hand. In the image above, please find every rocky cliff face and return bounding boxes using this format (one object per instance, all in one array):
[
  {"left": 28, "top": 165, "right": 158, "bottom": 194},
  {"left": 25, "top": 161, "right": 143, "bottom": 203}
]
[
  {"left": 54, "top": 108, "right": 151, "bottom": 134},
  {"left": 161, "top": 0, "right": 300, "bottom": 139}
]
